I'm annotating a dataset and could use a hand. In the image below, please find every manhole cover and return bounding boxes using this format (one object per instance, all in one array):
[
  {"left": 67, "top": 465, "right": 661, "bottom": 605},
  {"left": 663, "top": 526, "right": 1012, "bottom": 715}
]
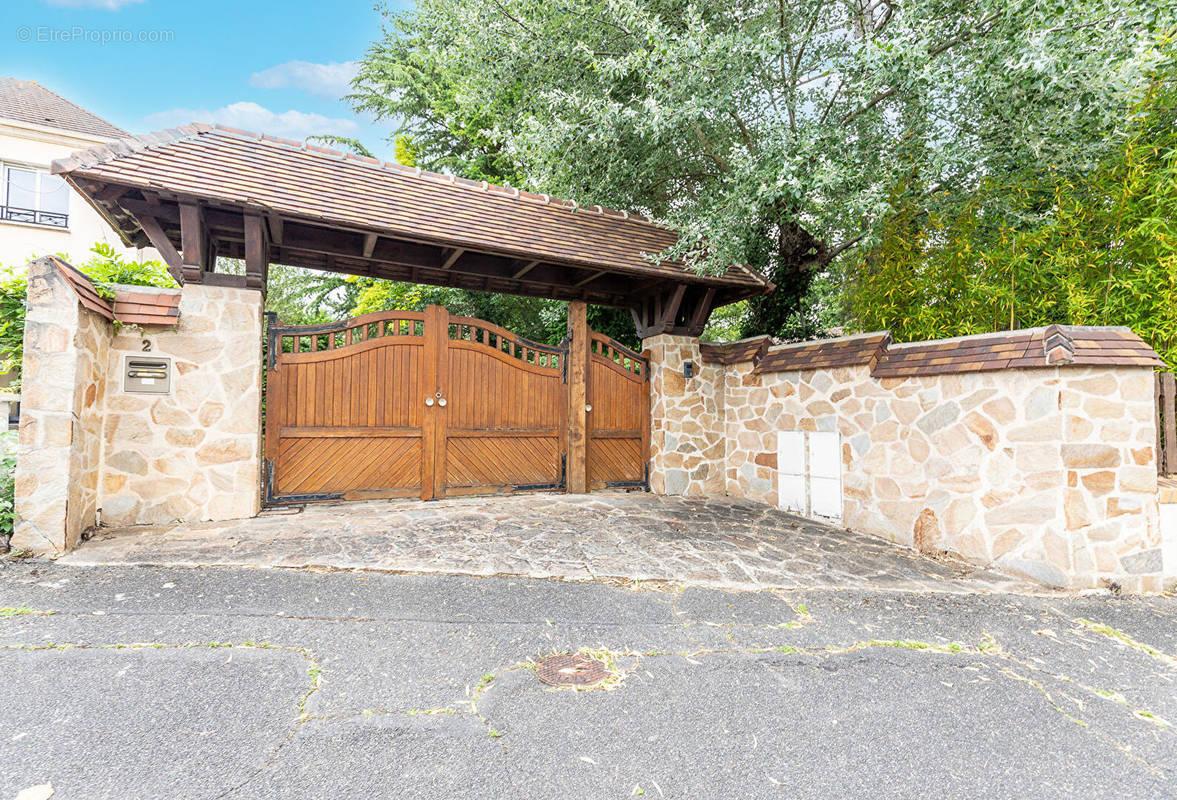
[{"left": 535, "top": 653, "right": 610, "bottom": 687}]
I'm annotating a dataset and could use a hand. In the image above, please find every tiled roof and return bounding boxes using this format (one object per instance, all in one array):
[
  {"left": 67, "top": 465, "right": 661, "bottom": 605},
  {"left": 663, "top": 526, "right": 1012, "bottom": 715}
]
[
  {"left": 872, "top": 326, "right": 1163, "bottom": 377},
  {"left": 699, "top": 336, "right": 771, "bottom": 365},
  {"left": 40, "top": 256, "right": 180, "bottom": 327},
  {"left": 51, "top": 124, "right": 769, "bottom": 294},
  {"left": 711, "top": 326, "right": 1163, "bottom": 377},
  {"left": 0, "top": 77, "right": 127, "bottom": 140},
  {"left": 49, "top": 256, "right": 114, "bottom": 321},
  {"left": 754, "top": 332, "right": 891, "bottom": 374},
  {"left": 110, "top": 284, "right": 182, "bottom": 326}
]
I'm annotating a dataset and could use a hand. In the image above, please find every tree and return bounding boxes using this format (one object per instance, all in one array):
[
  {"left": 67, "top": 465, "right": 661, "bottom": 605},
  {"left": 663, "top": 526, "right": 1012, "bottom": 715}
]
[
  {"left": 851, "top": 70, "right": 1177, "bottom": 366},
  {"left": 352, "top": 0, "right": 1172, "bottom": 339}
]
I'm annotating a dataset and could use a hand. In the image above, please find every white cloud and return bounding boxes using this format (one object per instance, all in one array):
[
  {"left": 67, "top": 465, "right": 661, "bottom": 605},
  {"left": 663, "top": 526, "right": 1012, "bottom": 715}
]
[
  {"left": 142, "top": 101, "right": 358, "bottom": 140},
  {"left": 41, "top": 0, "right": 145, "bottom": 9},
  {"left": 248, "top": 61, "right": 360, "bottom": 100}
]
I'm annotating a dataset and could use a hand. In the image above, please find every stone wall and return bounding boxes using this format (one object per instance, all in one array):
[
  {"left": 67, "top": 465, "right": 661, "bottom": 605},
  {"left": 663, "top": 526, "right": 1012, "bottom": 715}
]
[
  {"left": 645, "top": 335, "right": 724, "bottom": 495},
  {"left": 12, "top": 261, "right": 264, "bottom": 554},
  {"left": 648, "top": 332, "right": 1170, "bottom": 592},
  {"left": 100, "top": 284, "right": 263, "bottom": 526},
  {"left": 12, "top": 260, "right": 109, "bottom": 553}
]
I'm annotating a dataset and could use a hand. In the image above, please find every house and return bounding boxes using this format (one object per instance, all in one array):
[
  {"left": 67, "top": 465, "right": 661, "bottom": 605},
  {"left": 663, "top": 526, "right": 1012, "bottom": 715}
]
[
  {"left": 0, "top": 76, "right": 157, "bottom": 268},
  {"left": 0, "top": 76, "right": 160, "bottom": 405}
]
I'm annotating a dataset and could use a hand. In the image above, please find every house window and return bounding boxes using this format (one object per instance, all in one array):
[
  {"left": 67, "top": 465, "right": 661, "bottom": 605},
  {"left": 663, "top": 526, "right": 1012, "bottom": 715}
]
[{"left": 1, "top": 164, "right": 69, "bottom": 228}]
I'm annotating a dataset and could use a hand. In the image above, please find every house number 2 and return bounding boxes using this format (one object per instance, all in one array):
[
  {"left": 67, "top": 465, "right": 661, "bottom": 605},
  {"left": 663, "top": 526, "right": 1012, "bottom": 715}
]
[{"left": 141, "top": 339, "right": 152, "bottom": 352}]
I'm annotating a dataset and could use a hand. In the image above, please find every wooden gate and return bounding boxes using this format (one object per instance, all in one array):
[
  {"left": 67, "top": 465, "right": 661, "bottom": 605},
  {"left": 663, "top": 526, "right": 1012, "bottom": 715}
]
[
  {"left": 264, "top": 305, "right": 633, "bottom": 503},
  {"left": 586, "top": 332, "right": 649, "bottom": 488}
]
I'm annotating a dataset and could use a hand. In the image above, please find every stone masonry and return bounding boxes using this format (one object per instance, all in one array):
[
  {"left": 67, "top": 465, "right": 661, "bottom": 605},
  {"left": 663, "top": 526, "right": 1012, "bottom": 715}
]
[
  {"left": 99, "top": 284, "right": 263, "bottom": 527},
  {"left": 12, "top": 259, "right": 264, "bottom": 554},
  {"left": 12, "top": 261, "right": 109, "bottom": 553},
  {"left": 647, "top": 332, "right": 1171, "bottom": 592}
]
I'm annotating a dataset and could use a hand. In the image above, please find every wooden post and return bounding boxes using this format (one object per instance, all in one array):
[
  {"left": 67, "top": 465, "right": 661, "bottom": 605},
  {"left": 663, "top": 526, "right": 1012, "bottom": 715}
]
[
  {"left": 244, "top": 214, "right": 269, "bottom": 292},
  {"left": 179, "top": 202, "right": 205, "bottom": 283},
  {"left": 421, "top": 305, "right": 449, "bottom": 500},
  {"left": 566, "top": 300, "right": 589, "bottom": 493}
]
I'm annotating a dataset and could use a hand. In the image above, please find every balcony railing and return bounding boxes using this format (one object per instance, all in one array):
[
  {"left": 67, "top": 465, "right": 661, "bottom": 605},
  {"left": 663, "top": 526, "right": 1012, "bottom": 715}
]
[{"left": 0, "top": 205, "right": 68, "bottom": 228}]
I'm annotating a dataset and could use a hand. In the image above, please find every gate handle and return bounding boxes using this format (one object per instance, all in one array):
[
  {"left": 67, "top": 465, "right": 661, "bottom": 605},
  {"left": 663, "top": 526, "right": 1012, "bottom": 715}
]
[
  {"left": 439, "top": 398, "right": 447, "bottom": 407},
  {"left": 425, "top": 397, "right": 435, "bottom": 407}
]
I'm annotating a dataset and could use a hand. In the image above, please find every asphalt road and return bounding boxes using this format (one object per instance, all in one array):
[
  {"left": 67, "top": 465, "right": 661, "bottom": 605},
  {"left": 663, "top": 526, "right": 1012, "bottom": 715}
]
[{"left": 1, "top": 561, "right": 1174, "bottom": 799}]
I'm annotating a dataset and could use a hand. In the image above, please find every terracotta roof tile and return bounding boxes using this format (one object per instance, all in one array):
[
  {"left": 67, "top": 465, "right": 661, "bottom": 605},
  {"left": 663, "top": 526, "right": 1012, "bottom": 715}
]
[
  {"left": 52, "top": 125, "right": 769, "bottom": 294},
  {"left": 35, "top": 257, "right": 180, "bottom": 327},
  {"left": 704, "top": 325, "right": 1164, "bottom": 377},
  {"left": 754, "top": 332, "right": 891, "bottom": 374},
  {"left": 699, "top": 336, "right": 772, "bottom": 365},
  {"left": 872, "top": 326, "right": 1164, "bottom": 377},
  {"left": 111, "top": 284, "right": 181, "bottom": 327}
]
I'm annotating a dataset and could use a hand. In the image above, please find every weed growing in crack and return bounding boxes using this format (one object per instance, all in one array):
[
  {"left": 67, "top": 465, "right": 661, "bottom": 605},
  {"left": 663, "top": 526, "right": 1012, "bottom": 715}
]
[
  {"left": 831, "top": 639, "right": 968, "bottom": 655},
  {"left": 1074, "top": 619, "right": 1177, "bottom": 668},
  {"left": 0, "top": 606, "right": 51, "bottom": 617}
]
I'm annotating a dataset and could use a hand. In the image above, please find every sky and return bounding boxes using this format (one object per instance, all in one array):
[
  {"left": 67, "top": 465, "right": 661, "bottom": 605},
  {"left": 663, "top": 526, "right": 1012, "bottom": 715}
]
[{"left": 1, "top": 0, "right": 414, "bottom": 160}]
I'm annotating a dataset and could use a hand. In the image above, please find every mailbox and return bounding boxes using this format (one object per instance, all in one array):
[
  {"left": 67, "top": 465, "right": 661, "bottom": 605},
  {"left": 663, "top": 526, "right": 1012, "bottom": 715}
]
[{"left": 123, "top": 355, "right": 172, "bottom": 395}]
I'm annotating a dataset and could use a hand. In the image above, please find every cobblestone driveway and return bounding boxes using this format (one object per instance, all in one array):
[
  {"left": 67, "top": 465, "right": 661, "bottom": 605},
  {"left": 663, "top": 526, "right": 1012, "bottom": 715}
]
[{"left": 62, "top": 492, "right": 1029, "bottom": 592}]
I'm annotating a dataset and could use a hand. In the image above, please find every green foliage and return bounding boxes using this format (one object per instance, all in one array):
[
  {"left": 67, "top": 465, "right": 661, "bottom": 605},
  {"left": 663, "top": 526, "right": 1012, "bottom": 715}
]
[
  {"left": 851, "top": 70, "right": 1177, "bottom": 366},
  {"left": 264, "top": 266, "right": 362, "bottom": 325},
  {"left": 352, "top": 0, "right": 1172, "bottom": 339},
  {"left": 0, "top": 271, "right": 27, "bottom": 381},
  {"left": 346, "top": 277, "right": 641, "bottom": 349},
  {"left": 305, "top": 134, "right": 375, "bottom": 158},
  {"left": 394, "top": 135, "right": 419, "bottom": 167},
  {"left": 80, "top": 243, "right": 178, "bottom": 291},
  {"left": 0, "top": 430, "right": 16, "bottom": 543},
  {"left": 0, "top": 244, "right": 177, "bottom": 389}
]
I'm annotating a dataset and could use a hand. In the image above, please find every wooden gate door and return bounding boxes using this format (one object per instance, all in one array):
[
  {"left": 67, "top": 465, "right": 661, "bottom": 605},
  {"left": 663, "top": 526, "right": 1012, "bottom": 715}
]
[
  {"left": 265, "top": 311, "right": 428, "bottom": 502},
  {"left": 438, "top": 308, "right": 567, "bottom": 495},
  {"left": 585, "top": 331, "right": 650, "bottom": 488},
  {"left": 265, "top": 306, "right": 568, "bottom": 503}
]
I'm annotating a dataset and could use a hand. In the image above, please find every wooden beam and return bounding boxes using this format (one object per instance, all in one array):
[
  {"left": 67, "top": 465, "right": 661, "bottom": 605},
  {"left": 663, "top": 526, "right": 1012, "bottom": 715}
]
[
  {"left": 512, "top": 260, "right": 540, "bottom": 279},
  {"left": 244, "top": 214, "right": 269, "bottom": 292},
  {"left": 574, "top": 270, "right": 607, "bottom": 288},
  {"left": 566, "top": 300, "right": 589, "bottom": 494},
  {"left": 442, "top": 247, "right": 465, "bottom": 269},
  {"left": 660, "top": 284, "right": 687, "bottom": 329},
  {"left": 267, "top": 213, "right": 283, "bottom": 245},
  {"left": 685, "top": 287, "right": 717, "bottom": 335},
  {"left": 201, "top": 272, "right": 249, "bottom": 288},
  {"left": 362, "top": 232, "right": 379, "bottom": 259},
  {"left": 134, "top": 214, "right": 184, "bottom": 283},
  {"left": 179, "top": 202, "right": 209, "bottom": 282},
  {"left": 93, "top": 183, "right": 129, "bottom": 204}
]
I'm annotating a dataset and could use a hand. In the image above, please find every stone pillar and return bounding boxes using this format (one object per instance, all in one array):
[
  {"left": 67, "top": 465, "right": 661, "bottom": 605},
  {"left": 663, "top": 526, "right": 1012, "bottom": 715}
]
[
  {"left": 1058, "top": 367, "right": 1167, "bottom": 592},
  {"left": 99, "top": 283, "right": 264, "bottom": 526},
  {"left": 12, "top": 259, "right": 110, "bottom": 554},
  {"left": 645, "top": 334, "right": 724, "bottom": 496}
]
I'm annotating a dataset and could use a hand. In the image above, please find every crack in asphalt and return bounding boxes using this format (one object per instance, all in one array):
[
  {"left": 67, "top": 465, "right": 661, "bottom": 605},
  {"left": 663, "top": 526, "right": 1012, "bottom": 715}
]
[{"left": 4, "top": 594, "right": 1176, "bottom": 793}]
